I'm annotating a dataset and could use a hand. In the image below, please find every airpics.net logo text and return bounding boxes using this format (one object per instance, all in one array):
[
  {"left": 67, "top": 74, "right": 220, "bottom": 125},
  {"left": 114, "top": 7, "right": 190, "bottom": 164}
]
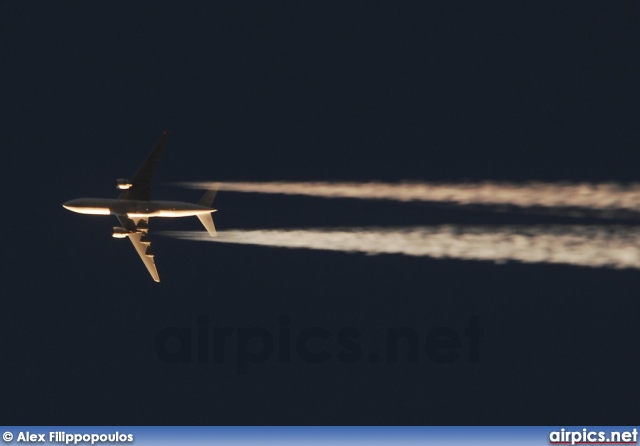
[
  {"left": 549, "top": 428, "right": 638, "bottom": 445},
  {"left": 154, "top": 315, "right": 484, "bottom": 374}
]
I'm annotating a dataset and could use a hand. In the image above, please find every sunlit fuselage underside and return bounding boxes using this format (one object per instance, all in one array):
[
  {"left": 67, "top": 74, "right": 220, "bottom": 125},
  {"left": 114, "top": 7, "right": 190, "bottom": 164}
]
[{"left": 63, "top": 198, "right": 216, "bottom": 218}]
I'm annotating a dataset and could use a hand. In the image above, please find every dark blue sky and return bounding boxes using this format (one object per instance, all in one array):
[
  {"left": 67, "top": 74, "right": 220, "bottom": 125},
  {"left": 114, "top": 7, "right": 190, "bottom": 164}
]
[{"left": 2, "top": 1, "right": 640, "bottom": 424}]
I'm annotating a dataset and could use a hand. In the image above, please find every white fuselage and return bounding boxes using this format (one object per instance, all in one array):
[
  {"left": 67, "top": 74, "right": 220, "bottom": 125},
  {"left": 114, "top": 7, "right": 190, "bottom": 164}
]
[{"left": 62, "top": 198, "right": 215, "bottom": 218}]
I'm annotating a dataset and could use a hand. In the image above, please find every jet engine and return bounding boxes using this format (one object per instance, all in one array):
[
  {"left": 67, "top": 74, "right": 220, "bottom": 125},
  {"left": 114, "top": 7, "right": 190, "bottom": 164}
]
[
  {"left": 116, "top": 178, "right": 133, "bottom": 190},
  {"left": 112, "top": 227, "right": 130, "bottom": 238}
]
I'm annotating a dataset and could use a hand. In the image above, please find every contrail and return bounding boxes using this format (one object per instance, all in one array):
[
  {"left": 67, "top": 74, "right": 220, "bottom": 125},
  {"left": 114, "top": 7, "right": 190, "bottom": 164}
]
[
  {"left": 162, "top": 226, "right": 640, "bottom": 270},
  {"left": 178, "top": 181, "right": 640, "bottom": 214}
]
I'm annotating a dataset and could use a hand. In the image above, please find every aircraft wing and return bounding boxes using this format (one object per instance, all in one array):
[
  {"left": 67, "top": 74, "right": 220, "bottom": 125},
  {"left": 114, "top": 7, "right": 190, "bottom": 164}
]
[
  {"left": 118, "top": 132, "right": 169, "bottom": 201},
  {"left": 117, "top": 215, "right": 160, "bottom": 282}
]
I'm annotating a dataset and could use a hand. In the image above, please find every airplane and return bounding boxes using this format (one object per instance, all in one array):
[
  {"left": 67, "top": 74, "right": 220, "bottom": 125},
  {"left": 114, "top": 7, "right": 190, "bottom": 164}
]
[{"left": 63, "top": 132, "right": 216, "bottom": 282}]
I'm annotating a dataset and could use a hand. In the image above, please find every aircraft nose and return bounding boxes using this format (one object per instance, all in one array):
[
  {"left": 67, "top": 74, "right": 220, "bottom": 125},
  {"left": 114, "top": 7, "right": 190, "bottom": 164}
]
[{"left": 63, "top": 199, "right": 79, "bottom": 210}]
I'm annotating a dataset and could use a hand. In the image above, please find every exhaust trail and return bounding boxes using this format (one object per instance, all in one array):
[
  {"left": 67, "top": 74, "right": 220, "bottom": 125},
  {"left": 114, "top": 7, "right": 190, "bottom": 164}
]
[
  {"left": 162, "top": 226, "right": 640, "bottom": 270},
  {"left": 179, "top": 181, "right": 640, "bottom": 214}
]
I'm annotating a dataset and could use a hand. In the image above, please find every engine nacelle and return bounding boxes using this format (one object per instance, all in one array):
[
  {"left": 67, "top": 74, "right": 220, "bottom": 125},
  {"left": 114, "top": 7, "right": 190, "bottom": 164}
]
[
  {"left": 112, "top": 227, "right": 130, "bottom": 238},
  {"left": 116, "top": 178, "right": 133, "bottom": 190}
]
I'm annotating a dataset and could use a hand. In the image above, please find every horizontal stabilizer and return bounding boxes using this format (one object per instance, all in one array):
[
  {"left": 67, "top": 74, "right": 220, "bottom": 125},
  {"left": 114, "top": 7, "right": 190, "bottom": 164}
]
[
  {"left": 197, "top": 187, "right": 218, "bottom": 208},
  {"left": 197, "top": 213, "right": 217, "bottom": 237}
]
